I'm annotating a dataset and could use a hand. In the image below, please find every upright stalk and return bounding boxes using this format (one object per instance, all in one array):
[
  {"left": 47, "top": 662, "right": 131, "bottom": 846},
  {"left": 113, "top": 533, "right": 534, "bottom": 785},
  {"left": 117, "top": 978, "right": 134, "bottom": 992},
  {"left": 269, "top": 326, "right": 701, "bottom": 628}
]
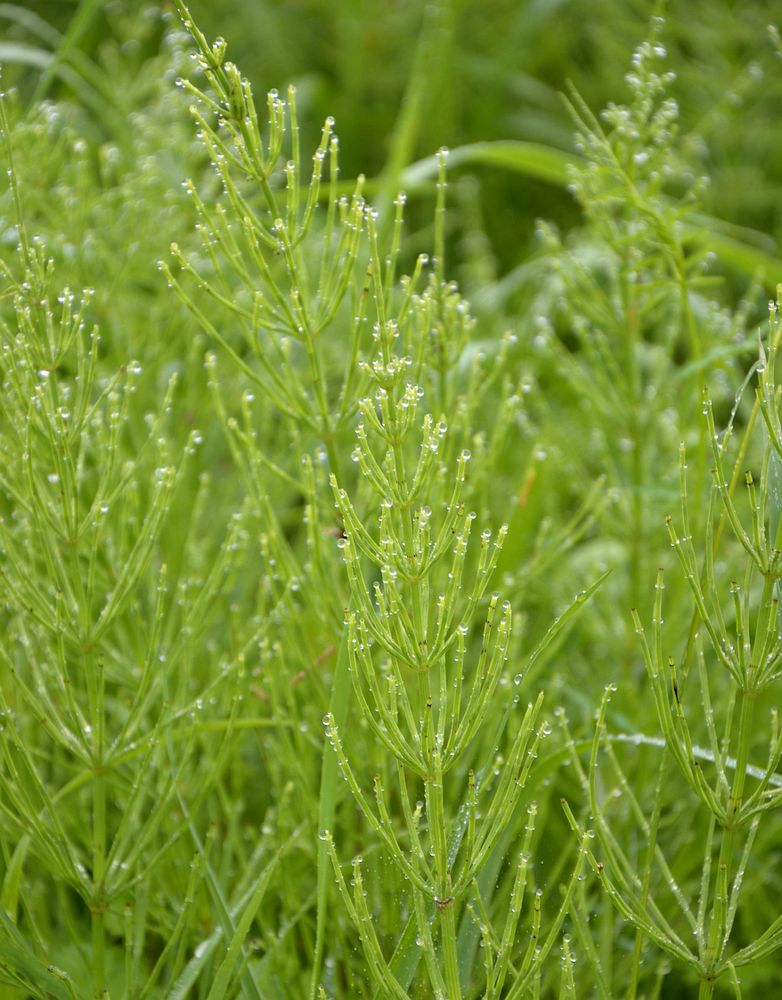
[{"left": 91, "top": 652, "right": 107, "bottom": 998}]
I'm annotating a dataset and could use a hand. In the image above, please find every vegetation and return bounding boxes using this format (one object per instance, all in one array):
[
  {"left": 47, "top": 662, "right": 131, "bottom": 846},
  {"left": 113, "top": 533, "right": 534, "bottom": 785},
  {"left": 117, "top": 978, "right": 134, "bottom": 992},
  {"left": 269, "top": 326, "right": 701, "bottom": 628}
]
[{"left": 1, "top": 1, "right": 781, "bottom": 996}]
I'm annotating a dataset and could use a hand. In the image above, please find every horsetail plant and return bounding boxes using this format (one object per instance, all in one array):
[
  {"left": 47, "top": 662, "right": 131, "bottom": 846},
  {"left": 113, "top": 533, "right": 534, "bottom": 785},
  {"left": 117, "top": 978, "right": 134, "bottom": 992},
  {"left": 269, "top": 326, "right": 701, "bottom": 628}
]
[
  {"left": 0, "top": 102, "right": 280, "bottom": 998},
  {"left": 565, "top": 296, "right": 782, "bottom": 997},
  {"left": 322, "top": 223, "right": 596, "bottom": 996},
  {"left": 533, "top": 19, "right": 731, "bottom": 619},
  {"left": 163, "top": 6, "right": 604, "bottom": 995}
]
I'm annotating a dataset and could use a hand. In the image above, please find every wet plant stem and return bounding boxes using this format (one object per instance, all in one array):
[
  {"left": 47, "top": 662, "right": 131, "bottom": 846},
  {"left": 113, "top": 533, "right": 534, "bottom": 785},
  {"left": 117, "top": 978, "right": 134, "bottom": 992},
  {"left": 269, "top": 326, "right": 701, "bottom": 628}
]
[
  {"left": 440, "top": 902, "right": 461, "bottom": 999},
  {"left": 91, "top": 654, "right": 107, "bottom": 999},
  {"left": 424, "top": 746, "right": 460, "bottom": 995}
]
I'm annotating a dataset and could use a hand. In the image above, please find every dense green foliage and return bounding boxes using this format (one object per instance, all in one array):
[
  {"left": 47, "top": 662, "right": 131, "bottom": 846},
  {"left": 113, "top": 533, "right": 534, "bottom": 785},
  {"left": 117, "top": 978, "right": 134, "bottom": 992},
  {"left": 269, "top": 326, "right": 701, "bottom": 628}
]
[{"left": 1, "top": 1, "right": 782, "bottom": 997}]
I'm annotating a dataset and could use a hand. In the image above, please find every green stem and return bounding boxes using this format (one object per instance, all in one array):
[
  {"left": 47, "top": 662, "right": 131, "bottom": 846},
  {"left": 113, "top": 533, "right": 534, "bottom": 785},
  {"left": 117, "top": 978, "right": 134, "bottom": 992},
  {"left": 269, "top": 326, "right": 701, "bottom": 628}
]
[
  {"left": 91, "top": 654, "right": 107, "bottom": 998},
  {"left": 371, "top": 236, "right": 425, "bottom": 661},
  {"left": 425, "top": 746, "right": 462, "bottom": 996},
  {"left": 91, "top": 903, "right": 106, "bottom": 1000},
  {"left": 675, "top": 244, "right": 708, "bottom": 544},
  {"left": 619, "top": 247, "right": 643, "bottom": 612},
  {"left": 703, "top": 659, "right": 757, "bottom": 979},
  {"left": 310, "top": 626, "right": 352, "bottom": 998},
  {"left": 440, "top": 901, "right": 462, "bottom": 999}
]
